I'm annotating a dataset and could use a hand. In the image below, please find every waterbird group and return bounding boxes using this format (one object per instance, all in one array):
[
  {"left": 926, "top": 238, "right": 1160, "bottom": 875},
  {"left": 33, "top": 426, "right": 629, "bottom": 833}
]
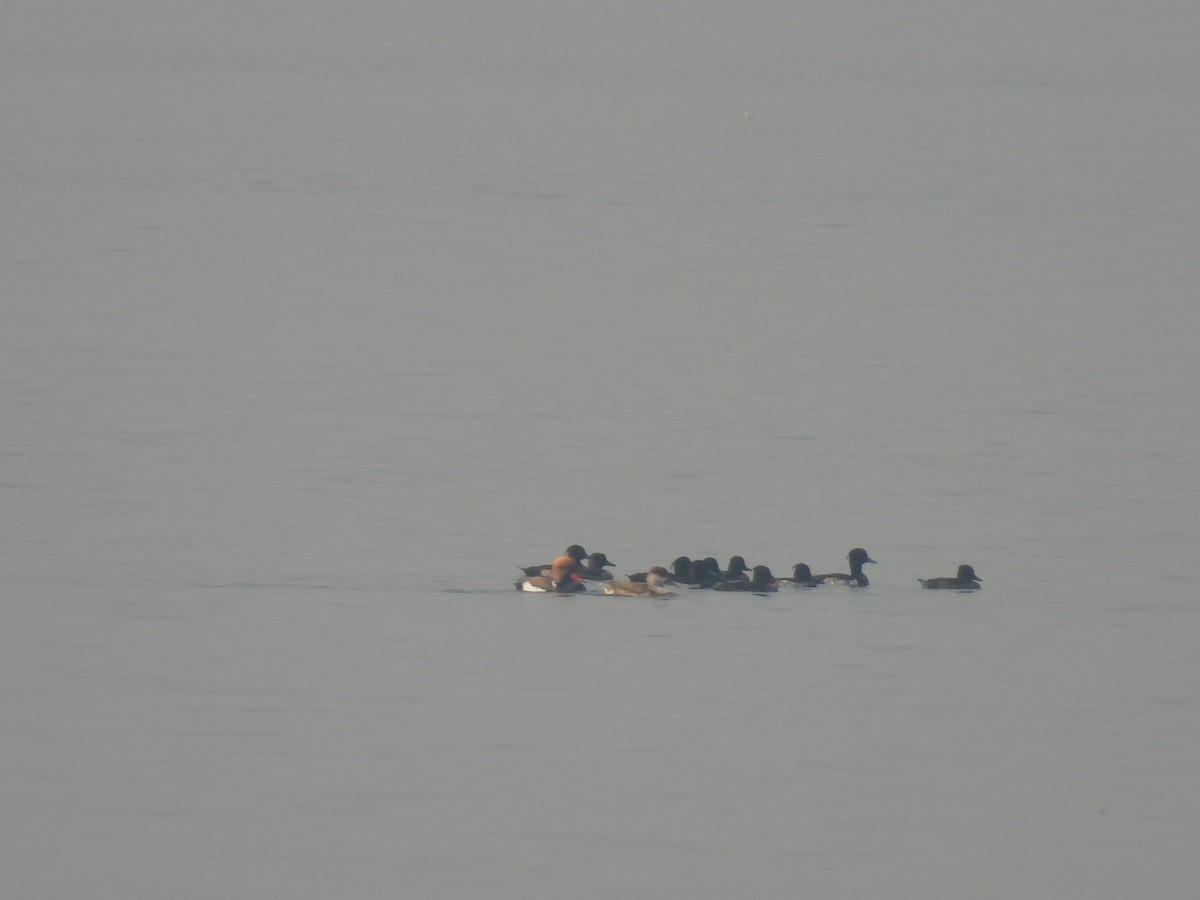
[{"left": 515, "top": 546, "right": 981, "bottom": 595}]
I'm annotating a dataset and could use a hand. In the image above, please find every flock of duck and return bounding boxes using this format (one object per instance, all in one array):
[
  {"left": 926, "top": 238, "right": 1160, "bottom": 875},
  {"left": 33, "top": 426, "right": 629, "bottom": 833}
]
[{"left": 516, "top": 545, "right": 982, "bottom": 596}]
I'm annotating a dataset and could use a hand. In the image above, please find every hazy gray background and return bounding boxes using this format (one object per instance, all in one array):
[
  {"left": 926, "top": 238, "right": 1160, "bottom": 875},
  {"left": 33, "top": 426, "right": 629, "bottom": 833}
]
[{"left": 4, "top": 2, "right": 1199, "bottom": 897}]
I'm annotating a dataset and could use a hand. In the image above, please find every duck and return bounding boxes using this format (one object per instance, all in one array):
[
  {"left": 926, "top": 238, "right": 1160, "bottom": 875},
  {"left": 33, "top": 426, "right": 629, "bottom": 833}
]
[
  {"left": 626, "top": 556, "right": 683, "bottom": 582},
  {"left": 813, "top": 548, "right": 877, "bottom": 586},
  {"left": 603, "top": 567, "right": 676, "bottom": 597},
  {"left": 577, "top": 552, "right": 616, "bottom": 580},
  {"left": 688, "top": 557, "right": 722, "bottom": 588},
  {"left": 515, "top": 555, "right": 586, "bottom": 593},
  {"left": 722, "top": 555, "right": 752, "bottom": 581},
  {"left": 626, "top": 555, "right": 692, "bottom": 583},
  {"left": 778, "top": 563, "right": 818, "bottom": 587},
  {"left": 919, "top": 564, "right": 981, "bottom": 590},
  {"left": 713, "top": 565, "right": 779, "bottom": 593},
  {"left": 518, "top": 544, "right": 589, "bottom": 578},
  {"left": 664, "top": 556, "right": 697, "bottom": 584}
]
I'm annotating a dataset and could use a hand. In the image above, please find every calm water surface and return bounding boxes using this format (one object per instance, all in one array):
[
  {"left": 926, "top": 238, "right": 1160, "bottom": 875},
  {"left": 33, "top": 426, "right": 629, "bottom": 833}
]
[{"left": 4, "top": 2, "right": 1199, "bottom": 897}]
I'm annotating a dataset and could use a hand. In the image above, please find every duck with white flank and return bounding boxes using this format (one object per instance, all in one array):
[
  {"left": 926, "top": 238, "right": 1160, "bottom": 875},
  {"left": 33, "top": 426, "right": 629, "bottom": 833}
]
[
  {"left": 515, "top": 556, "right": 586, "bottom": 594},
  {"left": 813, "top": 548, "right": 877, "bottom": 586},
  {"left": 919, "top": 564, "right": 981, "bottom": 590}
]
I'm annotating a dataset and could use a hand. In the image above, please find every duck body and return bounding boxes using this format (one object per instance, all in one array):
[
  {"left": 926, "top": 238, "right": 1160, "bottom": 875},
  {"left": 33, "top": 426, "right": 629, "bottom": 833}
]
[
  {"left": 919, "top": 564, "right": 981, "bottom": 590},
  {"left": 714, "top": 565, "right": 778, "bottom": 593},
  {"left": 603, "top": 567, "right": 675, "bottom": 597},
  {"left": 814, "top": 548, "right": 877, "bottom": 586},
  {"left": 518, "top": 575, "right": 585, "bottom": 593},
  {"left": 779, "top": 563, "right": 818, "bottom": 587},
  {"left": 577, "top": 552, "right": 616, "bottom": 581},
  {"left": 515, "top": 556, "right": 586, "bottom": 593},
  {"left": 688, "top": 557, "right": 722, "bottom": 588},
  {"left": 664, "top": 556, "right": 697, "bottom": 584},
  {"left": 721, "top": 555, "right": 752, "bottom": 581}
]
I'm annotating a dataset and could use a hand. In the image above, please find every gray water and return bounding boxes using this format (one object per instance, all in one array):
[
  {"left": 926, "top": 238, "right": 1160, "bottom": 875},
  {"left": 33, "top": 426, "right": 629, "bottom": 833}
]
[{"left": 4, "top": 2, "right": 1199, "bottom": 897}]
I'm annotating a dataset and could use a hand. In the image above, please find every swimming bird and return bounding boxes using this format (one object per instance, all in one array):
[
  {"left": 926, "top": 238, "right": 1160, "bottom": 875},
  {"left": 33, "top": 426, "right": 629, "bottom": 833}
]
[
  {"left": 778, "top": 563, "right": 818, "bottom": 587},
  {"left": 713, "top": 565, "right": 779, "bottom": 593},
  {"left": 603, "top": 567, "right": 676, "bottom": 597},
  {"left": 722, "top": 555, "right": 752, "bottom": 581},
  {"left": 813, "top": 548, "right": 877, "bottom": 586},
  {"left": 688, "top": 557, "right": 722, "bottom": 588},
  {"left": 629, "top": 555, "right": 693, "bottom": 583},
  {"left": 516, "top": 556, "right": 586, "bottom": 593},
  {"left": 518, "top": 544, "right": 589, "bottom": 578},
  {"left": 919, "top": 564, "right": 982, "bottom": 590},
  {"left": 663, "top": 556, "right": 697, "bottom": 584},
  {"left": 577, "top": 552, "right": 616, "bottom": 580}
]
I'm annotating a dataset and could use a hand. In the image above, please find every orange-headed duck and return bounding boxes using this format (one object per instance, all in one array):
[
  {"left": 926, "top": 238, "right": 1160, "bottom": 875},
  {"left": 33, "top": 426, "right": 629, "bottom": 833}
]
[
  {"left": 516, "top": 555, "right": 586, "bottom": 593},
  {"left": 919, "top": 564, "right": 981, "bottom": 590},
  {"left": 519, "top": 544, "right": 589, "bottom": 578},
  {"left": 814, "top": 548, "right": 877, "bottom": 586}
]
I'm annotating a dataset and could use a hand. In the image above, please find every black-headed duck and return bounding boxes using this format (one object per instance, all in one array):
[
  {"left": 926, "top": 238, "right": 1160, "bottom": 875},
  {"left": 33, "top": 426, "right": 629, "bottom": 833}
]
[
  {"left": 722, "top": 555, "right": 752, "bottom": 581},
  {"left": 688, "top": 557, "right": 722, "bottom": 588},
  {"left": 665, "top": 556, "right": 697, "bottom": 584},
  {"left": 714, "top": 565, "right": 779, "bottom": 593},
  {"left": 814, "top": 548, "right": 877, "bottom": 586},
  {"left": 577, "top": 552, "right": 616, "bottom": 580},
  {"left": 779, "top": 563, "right": 818, "bottom": 587},
  {"left": 919, "top": 564, "right": 981, "bottom": 590}
]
